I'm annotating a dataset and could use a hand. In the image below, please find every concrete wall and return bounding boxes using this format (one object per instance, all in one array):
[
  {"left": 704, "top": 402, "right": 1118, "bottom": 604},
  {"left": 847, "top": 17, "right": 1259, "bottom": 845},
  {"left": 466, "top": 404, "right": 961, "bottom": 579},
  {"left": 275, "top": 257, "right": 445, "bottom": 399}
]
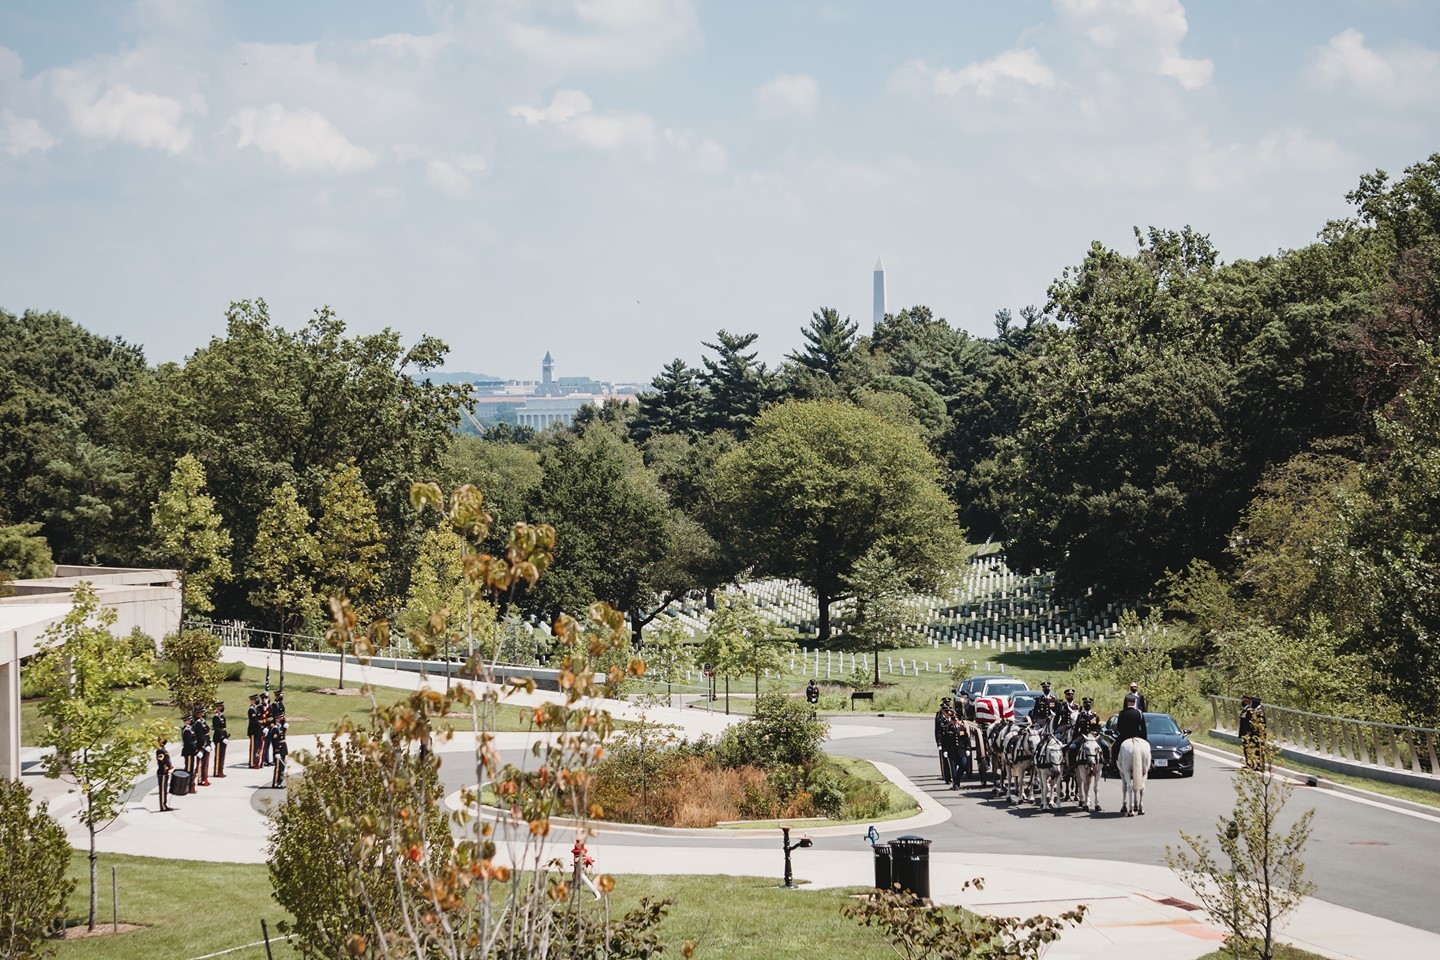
[{"left": 1, "top": 567, "right": 181, "bottom": 781}]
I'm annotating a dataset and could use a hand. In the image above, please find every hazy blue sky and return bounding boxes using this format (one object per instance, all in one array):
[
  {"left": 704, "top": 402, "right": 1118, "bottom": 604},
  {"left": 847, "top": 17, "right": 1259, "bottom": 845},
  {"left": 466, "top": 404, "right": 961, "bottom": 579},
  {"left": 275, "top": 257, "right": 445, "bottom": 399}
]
[{"left": 3, "top": 1, "right": 1437, "bottom": 382}]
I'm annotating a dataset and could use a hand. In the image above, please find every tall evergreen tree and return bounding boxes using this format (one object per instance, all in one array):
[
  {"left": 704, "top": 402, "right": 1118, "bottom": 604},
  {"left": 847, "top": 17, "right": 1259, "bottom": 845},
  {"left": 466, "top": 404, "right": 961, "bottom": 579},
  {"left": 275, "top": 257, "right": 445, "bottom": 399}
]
[
  {"left": 785, "top": 308, "right": 858, "bottom": 398},
  {"left": 630, "top": 359, "right": 704, "bottom": 442},
  {"left": 698, "top": 330, "right": 776, "bottom": 438}
]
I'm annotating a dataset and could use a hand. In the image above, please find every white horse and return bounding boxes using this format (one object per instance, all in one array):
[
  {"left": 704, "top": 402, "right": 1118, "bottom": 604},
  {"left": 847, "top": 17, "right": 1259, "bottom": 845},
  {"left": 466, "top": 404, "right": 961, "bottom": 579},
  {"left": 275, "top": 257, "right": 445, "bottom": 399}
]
[
  {"left": 1073, "top": 733, "right": 1103, "bottom": 813},
  {"left": 1117, "top": 737, "right": 1151, "bottom": 816},
  {"left": 1033, "top": 733, "right": 1067, "bottom": 812},
  {"left": 987, "top": 718, "right": 1016, "bottom": 794},
  {"left": 1005, "top": 725, "right": 1041, "bottom": 804}
]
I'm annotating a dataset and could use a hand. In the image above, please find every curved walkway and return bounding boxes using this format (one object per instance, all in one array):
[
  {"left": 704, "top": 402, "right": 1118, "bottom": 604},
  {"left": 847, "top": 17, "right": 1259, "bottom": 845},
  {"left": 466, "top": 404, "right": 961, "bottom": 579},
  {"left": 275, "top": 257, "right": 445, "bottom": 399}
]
[{"left": 21, "top": 649, "right": 1440, "bottom": 960}]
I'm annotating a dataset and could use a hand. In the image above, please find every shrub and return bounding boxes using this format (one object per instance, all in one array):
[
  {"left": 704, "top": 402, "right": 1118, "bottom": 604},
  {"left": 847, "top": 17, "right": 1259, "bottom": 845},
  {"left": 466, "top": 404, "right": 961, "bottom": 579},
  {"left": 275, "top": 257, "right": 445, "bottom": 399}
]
[
  {"left": 126, "top": 627, "right": 157, "bottom": 661},
  {"left": 0, "top": 779, "right": 75, "bottom": 958},
  {"left": 717, "top": 692, "right": 827, "bottom": 769}
]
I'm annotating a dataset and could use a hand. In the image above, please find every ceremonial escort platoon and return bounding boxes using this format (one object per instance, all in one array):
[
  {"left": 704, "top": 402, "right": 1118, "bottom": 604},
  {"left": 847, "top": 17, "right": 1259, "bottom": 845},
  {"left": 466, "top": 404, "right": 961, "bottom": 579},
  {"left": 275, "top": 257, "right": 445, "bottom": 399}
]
[
  {"left": 153, "top": 688, "right": 291, "bottom": 808},
  {"left": 933, "top": 680, "right": 1250, "bottom": 818}
]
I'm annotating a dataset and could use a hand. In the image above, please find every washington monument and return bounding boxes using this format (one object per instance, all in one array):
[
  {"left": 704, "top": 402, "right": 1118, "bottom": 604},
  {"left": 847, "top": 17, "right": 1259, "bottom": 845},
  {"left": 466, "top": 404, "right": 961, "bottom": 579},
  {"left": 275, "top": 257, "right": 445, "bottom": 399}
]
[{"left": 873, "top": 257, "right": 887, "bottom": 329}]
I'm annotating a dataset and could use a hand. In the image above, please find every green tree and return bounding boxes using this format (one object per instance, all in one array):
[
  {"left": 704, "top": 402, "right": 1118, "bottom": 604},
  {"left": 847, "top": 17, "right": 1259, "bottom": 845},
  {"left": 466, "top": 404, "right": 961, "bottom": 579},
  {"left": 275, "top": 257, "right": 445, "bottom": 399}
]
[
  {"left": 524, "top": 424, "right": 672, "bottom": 631},
  {"left": 35, "top": 428, "right": 137, "bottom": 565},
  {"left": 697, "top": 597, "right": 751, "bottom": 714},
  {"left": 396, "top": 523, "right": 498, "bottom": 666},
  {"left": 784, "top": 307, "right": 858, "bottom": 399},
  {"left": 844, "top": 546, "right": 918, "bottom": 685},
  {"left": 161, "top": 628, "right": 224, "bottom": 721},
  {"left": 248, "top": 481, "right": 320, "bottom": 687},
  {"left": 316, "top": 462, "right": 387, "bottom": 690},
  {"left": 697, "top": 330, "right": 777, "bottom": 438},
  {"left": 111, "top": 300, "right": 468, "bottom": 611},
  {"left": 630, "top": 358, "right": 704, "bottom": 442},
  {"left": 714, "top": 400, "right": 965, "bottom": 644},
  {"left": 268, "top": 732, "right": 448, "bottom": 960},
  {"left": 30, "top": 584, "right": 163, "bottom": 931},
  {"left": 639, "top": 619, "right": 695, "bottom": 700},
  {"left": 151, "top": 454, "right": 233, "bottom": 621},
  {"left": 0, "top": 522, "right": 53, "bottom": 580},
  {"left": 0, "top": 779, "right": 74, "bottom": 959},
  {"left": 1168, "top": 740, "right": 1316, "bottom": 960}
]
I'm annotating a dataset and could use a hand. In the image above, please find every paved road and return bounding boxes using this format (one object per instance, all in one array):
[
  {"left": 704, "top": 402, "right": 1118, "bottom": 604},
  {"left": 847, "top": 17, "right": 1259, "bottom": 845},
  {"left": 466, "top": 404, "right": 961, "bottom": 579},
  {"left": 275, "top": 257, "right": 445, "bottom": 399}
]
[
  {"left": 442, "top": 713, "right": 1440, "bottom": 934},
  {"left": 826, "top": 715, "right": 1440, "bottom": 933}
]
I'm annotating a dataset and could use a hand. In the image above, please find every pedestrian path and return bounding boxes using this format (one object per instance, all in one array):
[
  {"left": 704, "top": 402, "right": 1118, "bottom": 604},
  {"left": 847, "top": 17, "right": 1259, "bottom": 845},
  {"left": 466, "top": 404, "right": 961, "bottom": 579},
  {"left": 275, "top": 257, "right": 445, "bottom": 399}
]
[{"left": 21, "top": 649, "right": 1439, "bottom": 960}]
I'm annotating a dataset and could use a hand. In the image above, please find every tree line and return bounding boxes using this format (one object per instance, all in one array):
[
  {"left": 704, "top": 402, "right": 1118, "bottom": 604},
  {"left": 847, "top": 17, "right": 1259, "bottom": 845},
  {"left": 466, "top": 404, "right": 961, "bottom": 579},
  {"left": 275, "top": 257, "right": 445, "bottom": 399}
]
[{"left": 3, "top": 154, "right": 1438, "bottom": 721}]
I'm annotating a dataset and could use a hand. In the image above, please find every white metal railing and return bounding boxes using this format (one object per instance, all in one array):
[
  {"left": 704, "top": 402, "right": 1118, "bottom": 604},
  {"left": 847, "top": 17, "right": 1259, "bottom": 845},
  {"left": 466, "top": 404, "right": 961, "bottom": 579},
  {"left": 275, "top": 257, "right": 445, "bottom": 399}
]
[{"left": 1211, "top": 695, "right": 1438, "bottom": 778}]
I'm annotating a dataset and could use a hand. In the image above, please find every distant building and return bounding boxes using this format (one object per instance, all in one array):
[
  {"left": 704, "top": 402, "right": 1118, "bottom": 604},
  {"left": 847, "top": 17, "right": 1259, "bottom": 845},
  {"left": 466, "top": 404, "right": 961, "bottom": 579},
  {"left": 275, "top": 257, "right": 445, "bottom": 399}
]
[{"left": 513, "top": 352, "right": 634, "bottom": 429}]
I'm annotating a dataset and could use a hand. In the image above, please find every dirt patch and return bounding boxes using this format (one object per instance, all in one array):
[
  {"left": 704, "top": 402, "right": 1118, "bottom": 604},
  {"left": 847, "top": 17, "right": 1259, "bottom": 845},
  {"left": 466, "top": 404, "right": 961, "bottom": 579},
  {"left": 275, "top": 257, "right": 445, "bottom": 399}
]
[
  {"left": 61, "top": 922, "right": 145, "bottom": 939},
  {"left": 315, "top": 687, "right": 368, "bottom": 697}
]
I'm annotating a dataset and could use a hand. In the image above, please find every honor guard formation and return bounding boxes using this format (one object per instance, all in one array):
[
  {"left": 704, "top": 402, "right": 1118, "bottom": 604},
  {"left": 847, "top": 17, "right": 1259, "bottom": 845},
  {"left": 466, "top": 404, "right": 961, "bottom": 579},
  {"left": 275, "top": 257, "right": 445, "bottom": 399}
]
[{"left": 154, "top": 685, "right": 288, "bottom": 809}]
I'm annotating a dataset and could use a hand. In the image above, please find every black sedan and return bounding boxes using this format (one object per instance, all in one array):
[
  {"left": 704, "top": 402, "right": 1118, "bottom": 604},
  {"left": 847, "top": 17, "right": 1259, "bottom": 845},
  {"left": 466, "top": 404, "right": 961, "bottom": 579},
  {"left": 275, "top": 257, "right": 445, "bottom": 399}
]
[{"left": 1101, "top": 712, "right": 1196, "bottom": 777}]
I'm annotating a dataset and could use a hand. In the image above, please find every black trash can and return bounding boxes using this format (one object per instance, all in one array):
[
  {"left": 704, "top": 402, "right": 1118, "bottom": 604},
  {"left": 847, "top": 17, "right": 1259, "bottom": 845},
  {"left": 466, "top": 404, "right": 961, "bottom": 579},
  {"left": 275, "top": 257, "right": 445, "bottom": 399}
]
[
  {"left": 889, "top": 835, "right": 931, "bottom": 900},
  {"left": 169, "top": 770, "right": 191, "bottom": 797},
  {"left": 872, "top": 843, "right": 893, "bottom": 891}
]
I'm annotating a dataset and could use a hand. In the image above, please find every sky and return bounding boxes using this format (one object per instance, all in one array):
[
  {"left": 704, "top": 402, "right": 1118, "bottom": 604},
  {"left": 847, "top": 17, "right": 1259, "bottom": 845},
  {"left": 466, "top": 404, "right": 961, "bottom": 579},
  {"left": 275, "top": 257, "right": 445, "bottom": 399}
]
[{"left": 2, "top": 1, "right": 1438, "bottom": 383}]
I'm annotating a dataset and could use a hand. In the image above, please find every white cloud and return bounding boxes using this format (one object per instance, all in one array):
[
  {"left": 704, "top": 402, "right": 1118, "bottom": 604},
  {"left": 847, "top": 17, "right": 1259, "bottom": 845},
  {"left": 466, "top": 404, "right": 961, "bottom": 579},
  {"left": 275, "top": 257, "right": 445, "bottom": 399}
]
[
  {"left": 510, "top": 89, "right": 658, "bottom": 151},
  {"left": 511, "top": 89, "right": 594, "bottom": 127},
  {"left": 755, "top": 73, "right": 820, "bottom": 113},
  {"left": 503, "top": 0, "right": 700, "bottom": 69},
  {"left": 664, "top": 129, "right": 727, "bottom": 174},
  {"left": 423, "top": 153, "right": 488, "bottom": 196},
  {"left": 1, "top": 109, "right": 59, "bottom": 155},
  {"left": 1054, "top": 0, "right": 1213, "bottom": 89},
  {"left": 1308, "top": 29, "right": 1440, "bottom": 105},
  {"left": 368, "top": 32, "right": 453, "bottom": 60},
  {"left": 50, "top": 71, "right": 196, "bottom": 153},
  {"left": 899, "top": 48, "right": 1056, "bottom": 98},
  {"left": 230, "top": 104, "right": 376, "bottom": 172}
]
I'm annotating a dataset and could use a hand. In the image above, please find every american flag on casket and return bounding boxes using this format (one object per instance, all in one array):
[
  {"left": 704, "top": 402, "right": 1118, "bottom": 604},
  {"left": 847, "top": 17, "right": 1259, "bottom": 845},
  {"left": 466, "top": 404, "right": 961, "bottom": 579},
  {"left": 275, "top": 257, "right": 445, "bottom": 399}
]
[{"left": 973, "top": 695, "right": 1014, "bottom": 725}]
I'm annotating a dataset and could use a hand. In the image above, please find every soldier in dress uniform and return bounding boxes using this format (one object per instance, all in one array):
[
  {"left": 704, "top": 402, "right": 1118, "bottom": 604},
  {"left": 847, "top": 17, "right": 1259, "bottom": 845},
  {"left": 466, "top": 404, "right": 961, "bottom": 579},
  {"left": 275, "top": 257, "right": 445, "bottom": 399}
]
[
  {"left": 259, "top": 693, "right": 272, "bottom": 766},
  {"left": 211, "top": 701, "right": 229, "bottom": 777},
  {"left": 180, "top": 713, "right": 196, "bottom": 777},
  {"left": 270, "top": 721, "right": 289, "bottom": 789},
  {"left": 192, "top": 708, "right": 212, "bottom": 787},
  {"left": 1240, "top": 695, "right": 1268, "bottom": 770},
  {"left": 942, "top": 707, "right": 967, "bottom": 786},
  {"left": 156, "top": 736, "right": 175, "bottom": 812},
  {"left": 1030, "top": 682, "right": 1056, "bottom": 733},
  {"left": 1057, "top": 688, "right": 1079, "bottom": 729},
  {"left": 247, "top": 694, "right": 262, "bottom": 768}
]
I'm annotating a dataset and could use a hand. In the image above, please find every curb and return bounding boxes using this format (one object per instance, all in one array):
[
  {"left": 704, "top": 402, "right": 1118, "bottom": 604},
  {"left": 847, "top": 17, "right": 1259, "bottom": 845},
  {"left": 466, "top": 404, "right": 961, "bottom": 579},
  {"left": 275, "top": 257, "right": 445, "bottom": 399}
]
[{"left": 1191, "top": 744, "right": 1440, "bottom": 818}]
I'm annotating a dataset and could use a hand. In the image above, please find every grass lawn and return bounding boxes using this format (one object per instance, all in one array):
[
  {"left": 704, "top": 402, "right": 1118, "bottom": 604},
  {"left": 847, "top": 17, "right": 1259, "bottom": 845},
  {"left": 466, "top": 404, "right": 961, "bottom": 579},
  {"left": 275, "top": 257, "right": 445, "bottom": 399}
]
[
  {"left": 22, "top": 666, "right": 542, "bottom": 746},
  {"left": 1194, "top": 946, "right": 1330, "bottom": 960},
  {"left": 49, "top": 851, "right": 890, "bottom": 960},
  {"left": 54, "top": 852, "right": 299, "bottom": 960},
  {"left": 1197, "top": 732, "right": 1440, "bottom": 810},
  {"left": 50, "top": 849, "right": 1338, "bottom": 960}
]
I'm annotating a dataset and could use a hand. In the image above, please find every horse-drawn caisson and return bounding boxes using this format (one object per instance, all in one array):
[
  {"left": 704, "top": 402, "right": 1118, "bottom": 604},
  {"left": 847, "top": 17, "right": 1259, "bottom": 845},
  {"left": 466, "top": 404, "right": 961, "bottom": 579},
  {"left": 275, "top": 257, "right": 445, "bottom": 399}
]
[{"left": 934, "top": 689, "right": 1162, "bottom": 816}]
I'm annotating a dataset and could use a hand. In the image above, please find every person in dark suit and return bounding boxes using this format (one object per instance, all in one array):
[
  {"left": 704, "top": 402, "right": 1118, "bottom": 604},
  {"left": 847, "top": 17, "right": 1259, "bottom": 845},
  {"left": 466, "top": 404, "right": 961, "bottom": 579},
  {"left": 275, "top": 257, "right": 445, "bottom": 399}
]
[
  {"left": 156, "top": 737, "right": 175, "bottom": 812},
  {"left": 1128, "top": 682, "right": 1148, "bottom": 714},
  {"left": 211, "top": 701, "right": 229, "bottom": 777}
]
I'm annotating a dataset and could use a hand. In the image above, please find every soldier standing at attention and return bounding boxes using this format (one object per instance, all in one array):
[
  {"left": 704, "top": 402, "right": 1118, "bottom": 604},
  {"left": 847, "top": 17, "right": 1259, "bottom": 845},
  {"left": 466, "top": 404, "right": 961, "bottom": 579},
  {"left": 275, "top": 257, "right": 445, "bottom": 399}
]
[
  {"left": 156, "top": 736, "right": 174, "bottom": 812},
  {"left": 180, "top": 714, "right": 196, "bottom": 778},
  {"left": 259, "top": 693, "right": 272, "bottom": 766},
  {"left": 247, "top": 694, "right": 261, "bottom": 768},
  {"left": 211, "top": 701, "right": 229, "bottom": 777},
  {"left": 193, "top": 708, "right": 212, "bottom": 787},
  {"left": 270, "top": 721, "right": 288, "bottom": 789}
]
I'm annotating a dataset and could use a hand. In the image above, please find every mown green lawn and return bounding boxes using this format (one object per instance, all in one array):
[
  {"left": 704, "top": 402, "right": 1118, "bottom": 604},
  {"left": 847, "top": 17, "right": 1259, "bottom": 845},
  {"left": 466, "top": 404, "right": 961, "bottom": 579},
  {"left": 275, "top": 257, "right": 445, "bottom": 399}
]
[
  {"left": 49, "top": 849, "right": 1337, "bottom": 960},
  {"left": 22, "top": 665, "right": 542, "bottom": 746}
]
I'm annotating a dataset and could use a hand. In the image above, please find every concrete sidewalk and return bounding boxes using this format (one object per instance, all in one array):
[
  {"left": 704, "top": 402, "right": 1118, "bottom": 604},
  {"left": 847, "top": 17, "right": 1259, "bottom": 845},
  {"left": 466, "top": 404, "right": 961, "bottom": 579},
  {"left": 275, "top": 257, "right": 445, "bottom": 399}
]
[{"left": 21, "top": 648, "right": 1438, "bottom": 960}]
